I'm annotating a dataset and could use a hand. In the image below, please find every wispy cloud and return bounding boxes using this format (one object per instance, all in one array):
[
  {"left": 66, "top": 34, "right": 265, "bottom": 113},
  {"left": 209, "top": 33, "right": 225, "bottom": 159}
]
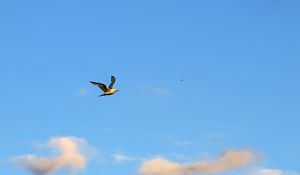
[
  {"left": 12, "top": 136, "right": 95, "bottom": 175},
  {"left": 252, "top": 168, "right": 299, "bottom": 175},
  {"left": 139, "top": 149, "right": 259, "bottom": 175},
  {"left": 148, "top": 87, "right": 171, "bottom": 96},
  {"left": 140, "top": 85, "right": 171, "bottom": 97},
  {"left": 77, "top": 87, "right": 89, "bottom": 97},
  {"left": 113, "top": 153, "right": 142, "bottom": 163}
]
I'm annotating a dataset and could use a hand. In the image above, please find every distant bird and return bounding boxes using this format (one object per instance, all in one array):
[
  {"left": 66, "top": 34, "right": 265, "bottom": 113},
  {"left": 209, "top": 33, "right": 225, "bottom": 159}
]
[{"left": 90, "top": 76, "right": 119, "bottom": 97}]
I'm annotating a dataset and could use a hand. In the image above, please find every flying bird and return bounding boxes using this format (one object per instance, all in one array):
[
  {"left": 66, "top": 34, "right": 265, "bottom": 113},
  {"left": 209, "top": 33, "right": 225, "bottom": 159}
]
[{"left": 90, "top": 76, "right": 119, "bottom": 97}]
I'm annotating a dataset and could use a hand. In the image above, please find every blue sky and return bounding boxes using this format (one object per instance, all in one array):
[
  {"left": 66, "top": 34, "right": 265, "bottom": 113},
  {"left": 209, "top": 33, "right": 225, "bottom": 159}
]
[{"left": 0, "top": 0, "right": 300, "bottom": 175}]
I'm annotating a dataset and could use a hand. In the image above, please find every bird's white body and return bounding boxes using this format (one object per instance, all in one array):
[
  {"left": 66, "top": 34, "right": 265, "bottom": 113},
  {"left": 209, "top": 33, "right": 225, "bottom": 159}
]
[{"left": 101, "top": 88, "right": 118, "bottom": 96}]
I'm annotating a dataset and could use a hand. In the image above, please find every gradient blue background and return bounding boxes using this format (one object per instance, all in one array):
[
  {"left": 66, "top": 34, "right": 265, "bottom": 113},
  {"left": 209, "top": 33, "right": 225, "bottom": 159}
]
[{"left": 0, "top": 0, "right": 300, "bottom": 174}]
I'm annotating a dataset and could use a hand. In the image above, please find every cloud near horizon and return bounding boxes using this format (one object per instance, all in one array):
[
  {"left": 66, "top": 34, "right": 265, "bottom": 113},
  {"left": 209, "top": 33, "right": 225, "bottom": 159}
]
[
  {"left": 139, "top": 149, "right": 259, "bottom": 175},
  {"left": 13, "top": 136, "right": 94, "bottom": 175}
]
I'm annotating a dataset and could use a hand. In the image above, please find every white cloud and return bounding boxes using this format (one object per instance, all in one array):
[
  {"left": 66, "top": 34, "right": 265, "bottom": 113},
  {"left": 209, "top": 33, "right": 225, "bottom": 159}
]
[
  {"left": 113, "top": 153, "right": 142, "bottom": 163},
  {"left": 253, "top": 169, "right": 283, "bottom": 175},
  {"left": 13, "top": 136, "right": 95, "bottom": 175},
  {"left": 252, "top": 169, "right": 299, "bottom": 175}
]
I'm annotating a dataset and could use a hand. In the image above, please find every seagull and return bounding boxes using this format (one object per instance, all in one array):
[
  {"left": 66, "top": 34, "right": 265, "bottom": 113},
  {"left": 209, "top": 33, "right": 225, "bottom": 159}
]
[{"left": 90, "top": 76, "right": 119, "bottom": 97}]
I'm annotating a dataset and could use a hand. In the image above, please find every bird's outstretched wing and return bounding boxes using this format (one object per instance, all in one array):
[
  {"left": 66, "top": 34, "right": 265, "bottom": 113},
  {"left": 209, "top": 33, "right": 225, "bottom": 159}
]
[
  {"left": 109, "top": 76, "right": 116, "bottom": 89},
  {"left": 90, "top": 81, "right": 109, "bottom": 92}
]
